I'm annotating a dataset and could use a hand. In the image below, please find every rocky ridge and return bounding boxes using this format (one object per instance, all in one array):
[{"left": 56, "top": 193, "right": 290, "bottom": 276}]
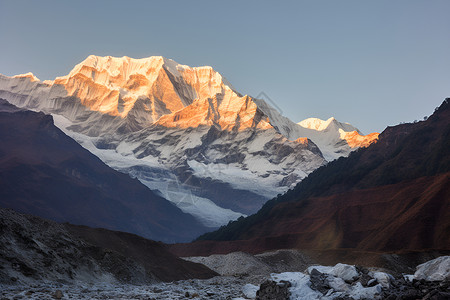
[{"left": 0, "top": 207, "right": 216, "bottom": 285}]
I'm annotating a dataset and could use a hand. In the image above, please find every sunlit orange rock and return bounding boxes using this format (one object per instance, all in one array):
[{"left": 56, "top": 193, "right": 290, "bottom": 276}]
[
  {"left": 294, "top": 137, "right": 309, "bottom": 145},
  {"left": 341, "top": 131, "right": 379, "bottom": 148}
]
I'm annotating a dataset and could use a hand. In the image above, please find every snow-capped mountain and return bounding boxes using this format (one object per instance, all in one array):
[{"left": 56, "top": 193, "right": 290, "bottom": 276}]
[
  {"left": 296, "top": 117, "right": 379, "bottom": 160},
  {"left": 0, "top": 55, "right": 378, "bottom": 227},
  {"left": 251, "top": 98, "right": 379, "bottom": 161}
]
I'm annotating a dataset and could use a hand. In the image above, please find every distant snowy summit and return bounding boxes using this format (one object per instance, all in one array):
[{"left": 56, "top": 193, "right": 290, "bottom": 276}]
[
  {"left": 298, "top": 117, "right": 379, "bottom": 156},
  {"left": 0, "top": 55, "right": 378, "bottom": 227},
  {"left": 299, "top": 117, "right": 360, "bottom": 132}
]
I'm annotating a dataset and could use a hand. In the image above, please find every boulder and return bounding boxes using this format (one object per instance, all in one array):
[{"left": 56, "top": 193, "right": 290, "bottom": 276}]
[
  {"left": 414, "top": 256, "right": 450, "bottom": 281},
  {"left": 309, "top": 268, "right": 330, "bottom": 294},
  {"left": 328, "top": 276, "right": 350, "bottom": 292},
  {"left": 256, "top": 280, "right": 291, "bottom": 300},
  {"left": 331, "top": 264, "right": 359, "bottom": 283},
  {"left": 372, "top": 272, "right": 392, "bottom": 288},
  {"left": 308, "top": 263, "right": 359, "bottom": 283}
]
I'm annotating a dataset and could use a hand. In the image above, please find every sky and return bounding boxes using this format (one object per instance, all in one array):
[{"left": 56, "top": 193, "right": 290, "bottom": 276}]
[{"left": 0, "top": 0, "right": 449, "bottom": 134}]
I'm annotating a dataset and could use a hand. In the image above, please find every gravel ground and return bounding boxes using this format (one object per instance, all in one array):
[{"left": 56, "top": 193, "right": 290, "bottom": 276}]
[
  {"left": 184, "top": 252, "right": 273, "bottom": 276},
  {"left": 0, "top": 275, "right": 266, "bottom": 300},
  {"left": 184, "top": 249, "right": 315, "bottom": 277}
]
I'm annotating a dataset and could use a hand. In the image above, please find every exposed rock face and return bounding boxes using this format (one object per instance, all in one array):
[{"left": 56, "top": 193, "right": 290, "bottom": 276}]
[
  {"left": 0, "top": 55, "right": 378, "bottom": 227},
  {"left": 309, "top": 268, "right": 332, "bottom": 294},
  {"left": 256, "top": 280, "right": 291, "bottom": 300},
  {"left": 0, "top": 207, "right": 217, "bottom": 285}
]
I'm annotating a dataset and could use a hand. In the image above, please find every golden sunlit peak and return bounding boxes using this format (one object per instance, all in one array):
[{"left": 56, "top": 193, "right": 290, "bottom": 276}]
[
  {"left": 29, "top": 54, "right": 241, "bottom": 124},
  {"left": 340, "top": 130, "right": 380, "bottom": 148},
  {"left": 13, "top": 72, "right": 39, "bottom": 82}
]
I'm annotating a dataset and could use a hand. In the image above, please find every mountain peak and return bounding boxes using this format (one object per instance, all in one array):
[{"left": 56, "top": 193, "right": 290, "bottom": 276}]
[
  {"left": 298, "top": 117, "right": 333, "bottom": 131},
  {"left": 295, "top": 116, "right": 378, "bottom": 159},
  {"left": 64, "top": 55, "right": 229, "bottom": 83},
  {"left": 12, "top": 72, "right": 39, "bottom": 82},
  {"left": 57, "top": 55, "right": 166, "bottom": 82},
  {"left": 40, "top": 55, "right": 238, "bottom": 124},
  {"left": 298, "top": 117, "right": 361, "bottom": 134}
]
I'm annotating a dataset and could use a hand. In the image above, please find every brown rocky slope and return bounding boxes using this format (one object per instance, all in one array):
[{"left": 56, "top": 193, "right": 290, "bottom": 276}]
[
  {"left": 171, "top": 99, "right": 450, "bottom": 258},
  {"left": 0, "top": 207, "right": 217, "bottom": 284}
]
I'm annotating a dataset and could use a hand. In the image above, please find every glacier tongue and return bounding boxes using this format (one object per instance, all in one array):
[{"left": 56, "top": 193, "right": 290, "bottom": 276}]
[
  {"left": 51, "top": 106, "right": 324, "bottom": 227},
  {"left": 52, "top": 114, "right": 245, "bottom": 228}
]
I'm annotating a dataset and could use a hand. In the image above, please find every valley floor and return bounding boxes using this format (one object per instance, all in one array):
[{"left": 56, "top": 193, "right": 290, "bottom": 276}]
[
  {"left": 2, "top": 252, "right": 449, "bottom": 300},
  {"left": 0, "top": 275, "right": 263, "bottom": 300}
]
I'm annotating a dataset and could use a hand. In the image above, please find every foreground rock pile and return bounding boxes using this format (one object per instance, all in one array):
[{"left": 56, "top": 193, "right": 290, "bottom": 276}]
[
  {"left": 184, "top": 251, "right": 450, "bottom": 299},
  {"left": 381, "top": 278, "right": 449, "bottom": 300},
  {"left": 380, "top": 256, "right": 450, "bottom": 300},
  {"left": 253, "top": 256, "right": 450, "bottom": 300}
]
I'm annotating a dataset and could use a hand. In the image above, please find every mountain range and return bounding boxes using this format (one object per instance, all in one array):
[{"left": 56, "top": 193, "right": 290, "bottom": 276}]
[{"left": 0, "top": 55, "right": 378, "bottom": 229}]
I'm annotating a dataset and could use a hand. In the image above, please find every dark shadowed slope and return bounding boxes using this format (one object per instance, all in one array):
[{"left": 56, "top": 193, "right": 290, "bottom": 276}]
[
  {"left": 172, "top": 172, "right": 449, "bottom": 256},
  {"left": 0, "top": 99, "right": 207, "bottom": 243},
  {"left": 66, "top": 224, "right": 217, "bottom": 282},
  {"left": 0, "top": 207, "right": 216, "bottom": 284},
  {"left": 172, "top": 99, "right": 450, "bottom": 255}
]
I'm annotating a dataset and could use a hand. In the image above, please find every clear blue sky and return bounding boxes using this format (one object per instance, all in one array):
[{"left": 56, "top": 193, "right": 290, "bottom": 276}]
[{"left": 1, "top": 0, "right": 449, "bottom": 133}]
